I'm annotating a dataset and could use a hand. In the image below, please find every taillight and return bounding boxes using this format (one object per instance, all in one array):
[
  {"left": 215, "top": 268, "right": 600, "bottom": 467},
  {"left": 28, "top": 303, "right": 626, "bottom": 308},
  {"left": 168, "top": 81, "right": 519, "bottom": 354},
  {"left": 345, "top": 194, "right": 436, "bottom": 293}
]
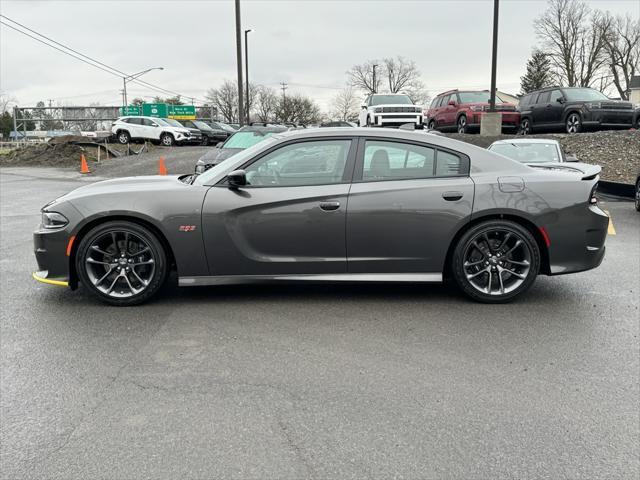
[{"left": 589, "top": 183, "right": 598, "bottom": 205}]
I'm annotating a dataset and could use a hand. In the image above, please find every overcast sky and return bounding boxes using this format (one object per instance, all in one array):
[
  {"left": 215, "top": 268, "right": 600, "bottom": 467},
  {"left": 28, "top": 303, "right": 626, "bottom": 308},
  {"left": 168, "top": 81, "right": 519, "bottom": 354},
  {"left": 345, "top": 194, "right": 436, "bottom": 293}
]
[{"left": 1, "top": 0, "right": 638, "bottom": 111}]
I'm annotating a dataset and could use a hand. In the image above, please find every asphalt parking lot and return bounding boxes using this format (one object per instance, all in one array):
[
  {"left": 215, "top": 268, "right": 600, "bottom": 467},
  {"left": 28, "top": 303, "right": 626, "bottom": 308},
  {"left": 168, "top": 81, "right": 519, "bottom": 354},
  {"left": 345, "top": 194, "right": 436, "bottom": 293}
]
[{"left": 1, "top": 167, "right": 638, "bottom": 479}]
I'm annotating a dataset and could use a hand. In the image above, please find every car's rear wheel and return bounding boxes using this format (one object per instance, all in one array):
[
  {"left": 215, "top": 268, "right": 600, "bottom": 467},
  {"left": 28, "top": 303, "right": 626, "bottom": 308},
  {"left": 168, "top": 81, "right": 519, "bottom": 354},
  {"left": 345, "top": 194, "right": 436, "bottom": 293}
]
[
  {"left": 520, "top": 118, "right": 531, "bottom": 135},
  {"left": 635, "top": 180, "right": 640, "bottom": 212},
  {"left": 201, "top": 136, "right": 208, "bottom": 146},
  {"left": 76, "top": 221, "right": 167, "bottom": 306},
  {"left": 452, "top": 220, "right": 540, "bottom": 303},
  {"left": 160, "top": 133, "right": 175, "bottom": 146},
  {"left": 457, "top": 115, "right": 468, "bottom": 134},
  {"left": 428, "top": 119, "right": 436, "bottom": 130},
  {"left": 566, "top": 113, "right": 582, "bottom": 134},
  {"left": 117, "top": 130, "right": 130, "bottom": 144}
]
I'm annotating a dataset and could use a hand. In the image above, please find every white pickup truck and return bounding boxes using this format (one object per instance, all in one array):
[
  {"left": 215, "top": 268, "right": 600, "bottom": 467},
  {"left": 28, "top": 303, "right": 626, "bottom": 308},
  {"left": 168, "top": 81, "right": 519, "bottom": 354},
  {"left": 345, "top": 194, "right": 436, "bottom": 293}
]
[{"left": 358, "top": 94, "right": 424, "bottom": 128}]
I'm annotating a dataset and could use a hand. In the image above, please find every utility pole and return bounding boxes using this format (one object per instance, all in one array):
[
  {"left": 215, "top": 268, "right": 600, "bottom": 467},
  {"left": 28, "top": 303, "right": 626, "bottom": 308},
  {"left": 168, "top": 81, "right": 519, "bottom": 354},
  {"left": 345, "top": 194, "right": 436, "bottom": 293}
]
[
  {"left": 488, "top": 0, "right": 499, "bottom": 112},
  {"left": 244, "top": 29, "right": 252, "bottom": 125},
  {"left": 372, "top": 64, "right": 378, "bottom": 94},
  {"left": 280, "top": 82, "right": 287, "bottom": 123},
  {"left": 235, "top": 0, "right": 244, "bottom": 126}
]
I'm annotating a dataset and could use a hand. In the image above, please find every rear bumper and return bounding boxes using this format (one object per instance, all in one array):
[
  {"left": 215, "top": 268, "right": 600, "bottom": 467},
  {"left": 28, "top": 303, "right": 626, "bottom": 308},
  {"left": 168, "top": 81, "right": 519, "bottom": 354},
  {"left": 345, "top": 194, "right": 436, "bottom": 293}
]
[
  {"left": 469, "top": 112, "right": 521, "bottom": 128},
  {"left": 547, "top": 205, "right": 609, "bottom": 276}
]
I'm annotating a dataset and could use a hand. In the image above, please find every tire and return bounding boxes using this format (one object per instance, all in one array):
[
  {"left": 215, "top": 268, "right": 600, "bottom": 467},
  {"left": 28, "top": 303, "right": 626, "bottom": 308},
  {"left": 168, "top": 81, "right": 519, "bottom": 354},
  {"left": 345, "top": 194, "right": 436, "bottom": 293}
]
[
  {"left": 451, "top": 220, "right": 541, "bottom": 303},
  {"left": 117, "top": 130, "right": 130, "bottom": 144},
  {"left": 160, "top": 133, "right": 175, "bottom": 147},
  {"left": 457, "top": 115, "right": 468, "bottom": 134},
  {"left": 635, "top": 180, "right": 640, "bottom": 212},
  {"left": 428, "top": 119, "right": 436, "bottom": 130},
  {"left": 366, "top": 116, "right": 372, "bottom": 127},
  {"left": 75, "top": 221, "right": 168, "bottom": 306},
  {"left": 201, "top": 136, "right": 209, "bottom": 146},
  {"left": 565, "top": 113, "right": 582, "bottom": 134},
  {"left": 520, "top": 118, "right": 532, "bottom": 135}
]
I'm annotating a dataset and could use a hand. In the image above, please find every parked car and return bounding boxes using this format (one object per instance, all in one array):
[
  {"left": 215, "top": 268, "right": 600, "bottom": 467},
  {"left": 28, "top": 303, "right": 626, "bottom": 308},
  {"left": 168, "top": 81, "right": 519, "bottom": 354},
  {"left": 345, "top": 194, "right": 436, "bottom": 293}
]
[
  {"left": 518, "top": 87, "right": 635, "bottom": 134},
  {"left": 633, "top": 105, "right": 640, "bottom": 129},
  {"left": 208, "top": 121, "right": 238, "bottom": 134},
  {"left": 179, "top": 120, "right": 229, "bottom": 145},
  {"left": 194, "top": 125, "right": 288, "bottom": 174},
  {"left": 359, "top": 93, "right": 423, "bottom": 128},
  {"left": 320, "top": 121, "right": 355, "bottom": 127},
  {"left": 487, "top": 139, "right": 601, "bottom": 177},
  {"left": 635, "top": 172, "right": 640, "bottom": 212},
  {"left": 32, "top": 128, "right": 609, "bottom": 306},
  {"left": 425, "top": 90, "right": 520, "bottom": 133},
  {"left": 111, "top": 116, "right": 192, "bottom": 146},
  {"left": 163, "top": 118, "right": 202, "bottom": 145}
]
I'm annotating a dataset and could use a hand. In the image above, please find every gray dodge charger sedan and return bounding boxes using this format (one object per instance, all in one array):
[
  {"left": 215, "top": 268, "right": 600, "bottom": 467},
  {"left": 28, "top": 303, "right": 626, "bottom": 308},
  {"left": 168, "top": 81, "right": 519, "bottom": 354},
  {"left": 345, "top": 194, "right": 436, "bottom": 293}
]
[{"left": 33, "top": 128, "right": 609, "bottom": 305}]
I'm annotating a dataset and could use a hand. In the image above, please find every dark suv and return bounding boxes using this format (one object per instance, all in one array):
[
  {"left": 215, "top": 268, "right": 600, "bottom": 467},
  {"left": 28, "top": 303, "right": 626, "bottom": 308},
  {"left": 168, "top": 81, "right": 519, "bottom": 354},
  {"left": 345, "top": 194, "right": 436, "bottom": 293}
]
[
  {"left": 425, "top": 90, "right": 520, "bottom": 133},
  {"left": 518, "top": 87, "right": 635, "bottom": 134}
]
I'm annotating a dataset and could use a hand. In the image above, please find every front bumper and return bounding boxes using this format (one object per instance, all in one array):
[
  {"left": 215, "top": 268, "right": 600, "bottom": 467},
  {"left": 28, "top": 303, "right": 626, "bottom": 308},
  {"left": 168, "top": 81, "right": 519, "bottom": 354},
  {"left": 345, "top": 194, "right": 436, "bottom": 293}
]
[
  {"left": 33, "top": 224, "right": 73, "bottom": 287},
  {"left": 373, "top": 114, "right": 423, "bottom": 127}
]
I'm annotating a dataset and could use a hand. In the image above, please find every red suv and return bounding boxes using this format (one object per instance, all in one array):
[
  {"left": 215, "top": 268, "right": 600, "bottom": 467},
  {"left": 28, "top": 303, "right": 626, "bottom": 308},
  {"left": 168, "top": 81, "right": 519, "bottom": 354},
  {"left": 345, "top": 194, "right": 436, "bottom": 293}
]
[{"left": 425, "top": 90, "right": 520, "bottom": 133}]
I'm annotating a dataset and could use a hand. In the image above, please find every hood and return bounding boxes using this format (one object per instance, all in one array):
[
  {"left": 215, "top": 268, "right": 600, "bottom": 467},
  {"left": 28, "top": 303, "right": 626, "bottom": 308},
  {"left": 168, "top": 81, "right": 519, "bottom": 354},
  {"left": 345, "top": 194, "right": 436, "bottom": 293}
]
[
  {"left": 526, "top": 162, "right": 601, "bottom": 179},
  {"left": 56, "top": 175, "right": 184, "bottom": 203},
  {"left": 197, "top": 147, "right": 243, "bottom": 165}
]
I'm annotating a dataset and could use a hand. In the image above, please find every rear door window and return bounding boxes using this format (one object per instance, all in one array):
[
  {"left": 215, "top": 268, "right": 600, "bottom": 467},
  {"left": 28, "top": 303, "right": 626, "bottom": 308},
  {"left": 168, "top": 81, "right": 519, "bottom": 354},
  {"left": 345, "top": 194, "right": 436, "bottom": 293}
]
[{"left": 538, "top": 91, "right": 551, "bottom": 104}]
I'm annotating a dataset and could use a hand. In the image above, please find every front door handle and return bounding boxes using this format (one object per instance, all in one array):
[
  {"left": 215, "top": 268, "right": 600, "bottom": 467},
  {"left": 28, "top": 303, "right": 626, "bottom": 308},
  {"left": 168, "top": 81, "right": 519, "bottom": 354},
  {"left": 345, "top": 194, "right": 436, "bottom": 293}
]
[
  {"left": 442, "top": 191, "right": 463, "bottom": 201},
  {"left": 319, "top": 201, "right": 340, "bottom": 211}
]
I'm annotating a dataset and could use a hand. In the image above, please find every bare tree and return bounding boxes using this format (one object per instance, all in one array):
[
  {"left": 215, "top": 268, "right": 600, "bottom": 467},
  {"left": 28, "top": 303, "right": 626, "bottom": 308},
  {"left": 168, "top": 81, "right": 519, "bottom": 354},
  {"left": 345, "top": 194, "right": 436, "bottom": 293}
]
[
  {"left": 599, "top": 12, "right": 640, "bottom": 99},
  {"left": 0, "top": 93, "right": 17, "bottom": 114},
  {"left": 206, "top": 80, "right": 238, "bottom": 123},
  {"left": 383, "top": 56, "right": 422, "bottom": 93},
  {"left": 534, "top": 0, "right": 608, "bottom": 88},
  {"left": 278, "top": 93, "right": 321, "bottom": 125},
  {"left": 254, "top": 86, "right": 279, "bottom": 122},
  {"left": 330, "top": 86, "right": 360, "bottom": 121},
  {"left": 347, "top": 60, "right": 382, "bottom": 94}
]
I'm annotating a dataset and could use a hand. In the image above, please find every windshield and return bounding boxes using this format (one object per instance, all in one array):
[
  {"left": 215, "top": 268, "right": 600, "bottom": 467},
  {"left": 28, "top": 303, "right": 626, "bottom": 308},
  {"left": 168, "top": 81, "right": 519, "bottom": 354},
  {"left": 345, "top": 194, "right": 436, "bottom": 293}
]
[
  {"left": 162, "top": 118, "right": 184, "bottom": 128},
  {"left": 193, "top": 136, "right": 280, "bottom": 186},
  {"left": 223, "top": 131, "right": 276, "bottom": 149},
  {"left": 458, "top": 91, "right": 505, "bottom": 103},
  {"left": 562, "top": 88, "right": 609, "bottom": 102},
  {"left": 370, "top": 95, "right": 412, "bottom": 106},
  {"left": 192, "top": 120, "right": 213, "bottom": 131},
  {"left": 489, "top": 142, "right": 561, "bottom": 163},
  {"left": 216, "top": 122, "right": 237, "bottom": 132}
]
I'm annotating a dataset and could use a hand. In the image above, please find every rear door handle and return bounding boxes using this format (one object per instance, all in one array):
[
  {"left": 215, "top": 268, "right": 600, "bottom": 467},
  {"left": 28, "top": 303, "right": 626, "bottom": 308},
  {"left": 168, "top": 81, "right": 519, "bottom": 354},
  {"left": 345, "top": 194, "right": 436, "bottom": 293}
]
[
  {"left": 319, "top": 201, "right": 340, "bottom": 211},
  {"left": 442, "top": 191, "right": 463, "bottom": 201}
]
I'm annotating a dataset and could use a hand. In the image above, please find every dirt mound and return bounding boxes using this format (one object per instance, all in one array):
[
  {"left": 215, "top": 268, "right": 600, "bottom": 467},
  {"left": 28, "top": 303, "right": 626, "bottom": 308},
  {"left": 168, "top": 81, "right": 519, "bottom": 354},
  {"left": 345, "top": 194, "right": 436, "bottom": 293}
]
[{"left": 446, "top": 130, "right": 640, "bottom": 184}]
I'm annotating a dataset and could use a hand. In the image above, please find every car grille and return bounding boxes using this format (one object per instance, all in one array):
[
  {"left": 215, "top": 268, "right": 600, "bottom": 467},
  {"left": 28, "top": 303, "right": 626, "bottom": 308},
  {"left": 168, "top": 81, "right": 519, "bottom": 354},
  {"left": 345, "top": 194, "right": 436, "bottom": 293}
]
[
  {"left": 380, "top": 106, "right": 420, "bottom": 113},
  {"left": 601, "top": 102, "right": 632, "bottom": 110}
]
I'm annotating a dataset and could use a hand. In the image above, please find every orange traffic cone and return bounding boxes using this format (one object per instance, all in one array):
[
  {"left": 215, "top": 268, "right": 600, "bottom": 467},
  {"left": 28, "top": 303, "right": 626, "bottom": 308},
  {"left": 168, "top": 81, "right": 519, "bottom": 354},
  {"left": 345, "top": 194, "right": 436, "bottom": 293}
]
[
  {"left": 80, "top": 154, "right": 90, "bottom": 174},
  {"left": 158, "top": 157, "right": 168, "bottom": 175}
]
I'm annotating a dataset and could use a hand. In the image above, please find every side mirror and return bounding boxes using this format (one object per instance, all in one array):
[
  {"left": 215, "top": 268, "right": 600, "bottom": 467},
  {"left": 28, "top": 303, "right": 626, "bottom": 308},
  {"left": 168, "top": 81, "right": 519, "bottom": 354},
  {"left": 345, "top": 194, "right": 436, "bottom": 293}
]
[
  {"left": 448, "top": 100, "right": 456, "bottom": 106},
  {"left": 556, "top": 97, "right": 564, "bottom": 104},
  {"left": 565, "top": 155, "right": 579, "bottom": 162},
  {"left": 151, "top": 123, "right": 159, "bottom": 127},
  {"left": 227, "top": 169, "right": 247, "bottom": 188},
  {"left": 216, "top": 142, "right": 223, "bottom": 148},
  {"left": 361, "top": 105, "right": 367, "bottom": 110}
]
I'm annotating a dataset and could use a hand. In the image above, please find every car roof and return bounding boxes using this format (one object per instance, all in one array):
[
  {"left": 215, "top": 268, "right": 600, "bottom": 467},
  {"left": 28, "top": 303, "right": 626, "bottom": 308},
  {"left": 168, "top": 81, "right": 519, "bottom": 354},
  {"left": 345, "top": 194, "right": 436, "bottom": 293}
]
[
  {"left": 237, "top": 125, "right": 288, "bottom": 133},
  {"left": 490, "top": 138, "right": 561, "bottom": 145}
]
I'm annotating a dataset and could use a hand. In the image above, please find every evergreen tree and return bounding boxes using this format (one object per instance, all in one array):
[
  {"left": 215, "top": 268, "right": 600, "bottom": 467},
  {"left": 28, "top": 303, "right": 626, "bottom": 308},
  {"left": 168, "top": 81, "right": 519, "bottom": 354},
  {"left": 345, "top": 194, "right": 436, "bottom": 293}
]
[{"left": 520, "top": 50, "right": 553, "bottom": 94}]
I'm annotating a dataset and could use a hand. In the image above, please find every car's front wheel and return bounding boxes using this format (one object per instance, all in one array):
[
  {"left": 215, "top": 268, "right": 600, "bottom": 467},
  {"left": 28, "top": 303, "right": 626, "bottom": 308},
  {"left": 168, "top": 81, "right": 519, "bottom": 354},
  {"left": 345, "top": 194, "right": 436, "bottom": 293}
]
[
  {"left": 428, "top": 119, "right": 436, "bottom": 130},
  {"left": 452, "top": 220, "right": 540, "bottom": 303},
  {"left": 201, "top": 136, "right": 209, "bottom": 146},
  {"left": 635, "top": 179, "right": 640, "bottom": 212},
  {"left": 117, "top": 130, "right": 130, "bottom": 144},
  {"left": 457, "top": 115, "right": 468, "bottom": 134},
  {"left": 566, "top": 113, "right": 582, "bottom": 134},
  {"left": 520, "top": 118, "right": 532, "bottom": 135},
  {"left": 160, "top": 133, "right": 175, "bottom": 146},
  {"left": 76, "top": 221, "right": 168, "bottom": 306}
]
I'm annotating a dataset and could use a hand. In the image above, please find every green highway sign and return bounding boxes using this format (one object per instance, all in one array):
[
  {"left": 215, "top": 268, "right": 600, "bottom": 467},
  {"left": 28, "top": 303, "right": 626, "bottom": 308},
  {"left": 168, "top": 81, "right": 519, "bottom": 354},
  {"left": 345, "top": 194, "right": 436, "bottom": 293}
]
[
  {"left": 168, "top": 105, "right": 196, "bottom": 120},
  {"left": 142, "top": 103, "right": 169, "bottom": 118},
  {"left": 119, "top": 105, "right": 142, "bottom": 116}
]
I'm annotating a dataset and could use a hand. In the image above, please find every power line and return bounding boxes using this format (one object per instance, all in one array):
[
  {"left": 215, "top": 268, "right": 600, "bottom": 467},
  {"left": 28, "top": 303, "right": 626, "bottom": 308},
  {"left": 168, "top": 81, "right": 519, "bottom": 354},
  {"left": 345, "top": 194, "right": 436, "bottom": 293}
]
[{"left": 0, "top": 15, "right": 208, "bottom": 103}]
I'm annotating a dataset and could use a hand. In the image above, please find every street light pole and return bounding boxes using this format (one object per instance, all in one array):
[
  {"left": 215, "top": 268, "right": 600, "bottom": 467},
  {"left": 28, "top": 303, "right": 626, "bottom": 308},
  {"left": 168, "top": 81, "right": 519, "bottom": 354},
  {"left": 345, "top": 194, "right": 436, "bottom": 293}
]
[
  {"left": 489, "top": 0, "right": 499, "bottom": 112},
  {"left": 244, "top": 29, "right": 252, "bottom": 125},
  {"left": 122, "top": 66, "right": 164, "bottom": 106},
  {"left": 372, "top": 64, "right": 378, "bottom": 94},
  {"left": 235, "top": 0, "right": 244, "bottom": 126}
]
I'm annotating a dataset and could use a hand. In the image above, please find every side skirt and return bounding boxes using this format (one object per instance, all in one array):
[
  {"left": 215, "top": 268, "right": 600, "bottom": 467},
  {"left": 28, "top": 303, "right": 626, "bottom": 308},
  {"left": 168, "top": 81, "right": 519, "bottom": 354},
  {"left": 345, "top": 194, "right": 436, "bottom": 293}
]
[{"left": 179, "top": 273, "right": 443, "bottom": 287}]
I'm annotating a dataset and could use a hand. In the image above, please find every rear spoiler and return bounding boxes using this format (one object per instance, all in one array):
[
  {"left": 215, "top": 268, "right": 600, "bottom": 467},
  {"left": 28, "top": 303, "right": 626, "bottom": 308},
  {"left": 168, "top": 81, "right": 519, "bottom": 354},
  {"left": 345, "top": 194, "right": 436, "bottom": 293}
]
[{"left": 527, "top": 162, "right": 601, "bottom": 180}]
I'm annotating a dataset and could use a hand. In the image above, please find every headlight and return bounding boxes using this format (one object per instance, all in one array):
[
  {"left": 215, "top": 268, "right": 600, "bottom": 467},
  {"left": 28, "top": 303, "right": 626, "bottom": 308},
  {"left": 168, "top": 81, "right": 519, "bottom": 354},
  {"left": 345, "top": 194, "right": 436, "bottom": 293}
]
[
  {"left": 585, "top": 102, "right": 602, "bottom": 110},
  {"left": 374, "top": 107, "right": 382, "bottom": 113},
  {"left": 42, "top": 211, "right": 69, "bottom": 229}
]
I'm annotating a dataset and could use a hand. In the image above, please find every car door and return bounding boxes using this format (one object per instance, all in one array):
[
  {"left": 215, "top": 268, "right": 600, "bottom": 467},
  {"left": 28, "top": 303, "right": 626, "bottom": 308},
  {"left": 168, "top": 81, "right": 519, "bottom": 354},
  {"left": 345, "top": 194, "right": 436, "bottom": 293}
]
[
  {"left": 346, "top": 138, "right": 473, "bottom": 274},
  {"left": 546, "top": 89, "right": 565, "bottom": 126},
  {"left": 126, "top": 118, "right": 143, "bottom": 138},
  {"left": 139, "top": 118, "right": 159, "bottom": 140},
  {"left": 435, "top": 95, "right": 450, "bottom": 127},
  {"left": 533, "top": 91, "right": 551, "bottom": 125},
  {"left": 201, "top": 138, "right": 356, "bottom": 276}
]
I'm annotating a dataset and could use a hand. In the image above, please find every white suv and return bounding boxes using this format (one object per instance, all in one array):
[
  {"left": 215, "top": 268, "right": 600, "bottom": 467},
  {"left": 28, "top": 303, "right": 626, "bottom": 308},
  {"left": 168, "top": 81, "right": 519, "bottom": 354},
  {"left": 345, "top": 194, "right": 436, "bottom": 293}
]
[
  {"left": 358, "top": 94, "right": 423, "bottom": 128},
  {"left": 111, "top": 116, "right": 192, "bottom": 146}
]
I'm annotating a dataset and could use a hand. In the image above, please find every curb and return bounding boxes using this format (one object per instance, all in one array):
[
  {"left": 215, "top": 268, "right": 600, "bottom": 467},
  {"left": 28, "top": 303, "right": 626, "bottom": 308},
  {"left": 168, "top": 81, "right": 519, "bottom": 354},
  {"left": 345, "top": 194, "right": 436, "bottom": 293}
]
[{"left": 597, "top": 180, "right": 634, "bottom": 199}]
